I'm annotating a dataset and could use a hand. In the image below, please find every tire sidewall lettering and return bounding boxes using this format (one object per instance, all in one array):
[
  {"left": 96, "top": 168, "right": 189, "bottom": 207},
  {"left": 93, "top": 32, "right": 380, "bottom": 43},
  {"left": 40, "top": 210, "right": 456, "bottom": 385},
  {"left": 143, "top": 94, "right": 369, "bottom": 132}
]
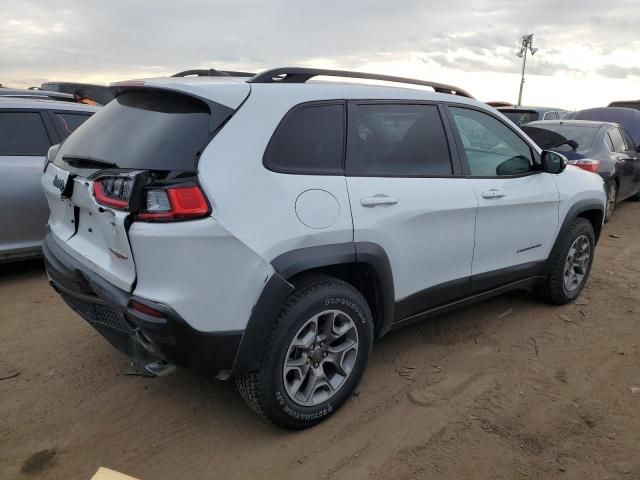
[{"left": 324, "top": 296, "right": 367, "bottom": 324}]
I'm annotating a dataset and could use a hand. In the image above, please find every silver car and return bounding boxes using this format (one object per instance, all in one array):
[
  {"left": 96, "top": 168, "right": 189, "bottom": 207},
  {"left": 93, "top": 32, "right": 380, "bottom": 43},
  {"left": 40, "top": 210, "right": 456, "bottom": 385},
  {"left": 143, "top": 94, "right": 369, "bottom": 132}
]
[{"left": 0, "top": 98, "right": 98, "bottom": 262}]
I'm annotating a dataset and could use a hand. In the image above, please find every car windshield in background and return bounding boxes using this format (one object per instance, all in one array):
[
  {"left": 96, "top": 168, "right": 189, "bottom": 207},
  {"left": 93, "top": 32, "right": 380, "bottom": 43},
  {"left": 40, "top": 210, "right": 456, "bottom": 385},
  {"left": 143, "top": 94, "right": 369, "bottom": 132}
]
[
  {"left": 524, "top": 124, "right": 598, "bottom": 154},
  {"left": 501, "top": 110, "right": 540, "bottom": 126},
  {"left": 54, "top": 90, "right": 232, "bottom": 172}
]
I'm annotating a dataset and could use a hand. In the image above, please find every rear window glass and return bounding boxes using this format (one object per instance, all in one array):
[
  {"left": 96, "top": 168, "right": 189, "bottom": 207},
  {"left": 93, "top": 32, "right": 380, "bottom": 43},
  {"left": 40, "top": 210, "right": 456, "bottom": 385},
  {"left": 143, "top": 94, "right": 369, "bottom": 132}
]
[
  {"left": 51, "top": 112, "right": 92, "bottom": 139},
  {"left": 264, "top": 103, "right": 345, "bottom": 174},
  {"left": 501, "top": 110, "right": 540, "bottom": 126},
  {"left": 54, "top": 90, "right": 231, "bottom": 172},
  {"left": 524, "top": 124, "right": 598, "bottom": 154},
  {"left": 0, "top": 111, "right": 50, "bottom": 156}
]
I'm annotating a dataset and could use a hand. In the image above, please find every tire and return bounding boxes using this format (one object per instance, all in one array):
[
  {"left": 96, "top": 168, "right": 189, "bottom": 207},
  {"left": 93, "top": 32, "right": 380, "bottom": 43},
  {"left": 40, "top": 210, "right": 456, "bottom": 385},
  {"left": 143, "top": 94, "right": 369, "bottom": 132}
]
[
  {"left": 604, "top": 179, "right": 617, "bottom": 223},
  {"left": 540, "top": 217, "right": 595, "bottom": 305},
  {"left": 236, "top": 274, "right": 374, "bottom": 429}
]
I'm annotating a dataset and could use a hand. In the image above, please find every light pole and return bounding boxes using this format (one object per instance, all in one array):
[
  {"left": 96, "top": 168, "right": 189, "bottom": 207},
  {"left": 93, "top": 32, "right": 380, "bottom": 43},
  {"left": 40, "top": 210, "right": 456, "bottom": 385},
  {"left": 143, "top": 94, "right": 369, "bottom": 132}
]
[{"left": 516, "top": 33, "right": 538, "bottom": 106}]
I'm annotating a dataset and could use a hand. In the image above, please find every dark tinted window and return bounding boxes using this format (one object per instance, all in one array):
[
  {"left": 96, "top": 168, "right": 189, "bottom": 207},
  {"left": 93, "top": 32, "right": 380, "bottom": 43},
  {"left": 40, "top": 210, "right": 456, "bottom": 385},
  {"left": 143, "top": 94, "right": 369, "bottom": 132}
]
[
  {"left": 54, "top": 90, "right": 231, "bottom": 172},
  {"left": 607, "top": 128, "right": 625, "bottom": 153},
  {"left": 51, "top": 112, "right": 92, "bottom": 139},
  {"left": 525, "top": 124, "right": 598, "bottom": 155},
  {"left": 501, "top": 110, "right": 540, "bottom": 126},
  {"left": 451, "top": 107, "right": 533, "bottom": 176},
  {"left": 619, "top": 128, "right": 636, "bottom": 151},
  {"left": 0, "top": 111, "right": 50, "bottom": 156},
  {"left": 264, "top": 103, "right": 345, "bottom": 174},
  {"left": 351, "top": 104, "right": 452, "bottom": 176}
]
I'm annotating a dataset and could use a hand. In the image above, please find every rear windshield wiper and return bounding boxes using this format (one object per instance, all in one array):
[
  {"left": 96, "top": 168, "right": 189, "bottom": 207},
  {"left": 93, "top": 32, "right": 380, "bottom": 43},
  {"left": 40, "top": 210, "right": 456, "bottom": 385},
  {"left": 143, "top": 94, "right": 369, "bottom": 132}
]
[{"left": 62, "top": 155, "right": 118, "bottom": 169}]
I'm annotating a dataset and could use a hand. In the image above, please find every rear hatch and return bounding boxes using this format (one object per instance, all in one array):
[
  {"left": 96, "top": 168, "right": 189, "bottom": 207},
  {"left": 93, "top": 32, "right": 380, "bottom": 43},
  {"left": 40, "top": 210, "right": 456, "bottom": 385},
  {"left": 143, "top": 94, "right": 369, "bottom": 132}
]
[{"left": 43, "top": 84, "right": 249, "bottom": 291}]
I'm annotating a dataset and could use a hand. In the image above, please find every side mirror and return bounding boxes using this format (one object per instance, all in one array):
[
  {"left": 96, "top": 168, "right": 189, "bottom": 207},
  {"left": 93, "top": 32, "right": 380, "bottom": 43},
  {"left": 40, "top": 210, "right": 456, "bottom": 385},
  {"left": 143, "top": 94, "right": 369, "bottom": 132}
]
[
  {"left": 496, "top": 155, "right": 532, "bottom": 176},
  {"left": 541, "top": 150, "right": 568, "bottom": 174}
]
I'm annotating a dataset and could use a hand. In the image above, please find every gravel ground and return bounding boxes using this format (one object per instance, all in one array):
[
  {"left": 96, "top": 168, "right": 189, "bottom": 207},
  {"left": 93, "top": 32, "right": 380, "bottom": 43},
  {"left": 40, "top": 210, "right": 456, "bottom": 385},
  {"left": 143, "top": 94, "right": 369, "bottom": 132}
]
[{"left": 1, "top": 202, "right": 639, "bottom": 480}]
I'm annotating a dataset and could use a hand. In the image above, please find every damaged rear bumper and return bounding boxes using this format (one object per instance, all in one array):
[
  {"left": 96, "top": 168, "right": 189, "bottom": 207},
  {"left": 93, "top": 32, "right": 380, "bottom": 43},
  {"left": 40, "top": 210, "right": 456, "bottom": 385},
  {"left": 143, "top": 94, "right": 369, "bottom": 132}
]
[{"left": 43, "top": 228, "right": 242, "bottom": 377}]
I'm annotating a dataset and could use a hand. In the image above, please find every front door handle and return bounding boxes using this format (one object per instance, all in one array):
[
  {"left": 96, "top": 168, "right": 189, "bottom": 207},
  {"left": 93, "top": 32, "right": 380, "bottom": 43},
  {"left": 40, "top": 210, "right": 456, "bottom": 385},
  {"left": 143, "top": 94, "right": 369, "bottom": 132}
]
[
  {"left": 481, "top": 189, "right": 506, "bottom": 199},
  {"left": 360, "top": 195, "right": 399, "bottom": 207}
]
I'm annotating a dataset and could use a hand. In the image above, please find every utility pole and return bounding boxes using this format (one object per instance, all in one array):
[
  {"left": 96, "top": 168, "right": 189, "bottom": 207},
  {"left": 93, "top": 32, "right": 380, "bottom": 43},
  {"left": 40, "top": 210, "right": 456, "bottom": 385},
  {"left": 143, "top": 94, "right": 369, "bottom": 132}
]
[{"left": 516, "top": 34, "right": 538, "bottom": 106}]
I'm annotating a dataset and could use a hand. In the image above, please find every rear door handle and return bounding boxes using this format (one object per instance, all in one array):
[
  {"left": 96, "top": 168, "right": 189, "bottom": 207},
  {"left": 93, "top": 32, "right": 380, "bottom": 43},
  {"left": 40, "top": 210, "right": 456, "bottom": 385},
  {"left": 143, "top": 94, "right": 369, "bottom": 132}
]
[
  {"left": 360, "top": 195, "right": 399, "bottom": 207},
  {"left": 481, "top": 189, "right": 506, "bottom": 199}
]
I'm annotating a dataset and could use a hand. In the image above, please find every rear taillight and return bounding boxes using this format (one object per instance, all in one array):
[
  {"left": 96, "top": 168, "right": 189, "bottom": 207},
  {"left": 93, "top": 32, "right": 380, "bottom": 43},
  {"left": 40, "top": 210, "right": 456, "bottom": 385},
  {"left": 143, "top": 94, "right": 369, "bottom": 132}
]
[
  {"left": 137, "top": 185, "right": 209, "bottom": 221},
  {"left": 94, "top": 176, "right": 134, "bottom": 208},
  {"left": 129, "top": 300, "right": 164, "bottom": 318},
  {"left": 569, "top": 159, "right": 600, "bottom": 173}
]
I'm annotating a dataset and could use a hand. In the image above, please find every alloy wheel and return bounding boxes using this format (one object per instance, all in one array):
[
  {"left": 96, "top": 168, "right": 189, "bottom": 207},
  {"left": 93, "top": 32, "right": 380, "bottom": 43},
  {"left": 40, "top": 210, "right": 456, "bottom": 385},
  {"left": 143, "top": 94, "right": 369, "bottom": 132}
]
[
  {"left": 282, "top": 310, "right": 359, "bottom": 407},
  {"left": 563, "top": 234, "right": 591, "bottom": 293}
]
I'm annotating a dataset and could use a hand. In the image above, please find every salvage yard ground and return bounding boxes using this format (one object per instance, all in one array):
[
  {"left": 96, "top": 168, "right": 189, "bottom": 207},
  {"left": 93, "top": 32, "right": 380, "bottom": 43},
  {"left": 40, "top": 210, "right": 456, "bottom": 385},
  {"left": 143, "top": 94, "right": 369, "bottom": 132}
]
[{"left": 1, "top": 202, "right": 639, "bottom": 480}]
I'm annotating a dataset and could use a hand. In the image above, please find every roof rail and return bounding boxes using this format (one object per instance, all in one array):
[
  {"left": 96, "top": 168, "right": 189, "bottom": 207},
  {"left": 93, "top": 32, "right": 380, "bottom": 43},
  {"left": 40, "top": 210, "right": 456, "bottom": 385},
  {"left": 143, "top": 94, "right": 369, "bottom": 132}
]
[
  {"left": 172, "top": 69, "right": 256, "bottom": 78},
  {"left": 247, "top": 67, "right": 474, "bottom": 98}
]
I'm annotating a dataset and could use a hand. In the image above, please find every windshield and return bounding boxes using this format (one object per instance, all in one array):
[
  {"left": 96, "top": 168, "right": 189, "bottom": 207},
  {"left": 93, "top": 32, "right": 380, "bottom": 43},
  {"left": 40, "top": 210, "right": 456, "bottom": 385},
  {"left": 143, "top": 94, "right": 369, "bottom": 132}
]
[
  {"left": 501, "top": 110, "right": 540, "bottom": 126},
  {"left": 54, "top": 89, "right": 232, "bottom": 173},
  {"left": 524, "top": 124, "right": 598, "bottom": 154}
]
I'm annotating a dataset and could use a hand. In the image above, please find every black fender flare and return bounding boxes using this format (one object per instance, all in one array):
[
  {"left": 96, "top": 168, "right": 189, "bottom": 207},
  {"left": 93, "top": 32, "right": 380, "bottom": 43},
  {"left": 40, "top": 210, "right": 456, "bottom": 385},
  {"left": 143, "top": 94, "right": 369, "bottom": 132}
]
[
  {"left": 231, "top": 242, "right": 395, "bottom": 376},
  {"left": 545, "top": 199, "right": 604, "bottom": 274}
]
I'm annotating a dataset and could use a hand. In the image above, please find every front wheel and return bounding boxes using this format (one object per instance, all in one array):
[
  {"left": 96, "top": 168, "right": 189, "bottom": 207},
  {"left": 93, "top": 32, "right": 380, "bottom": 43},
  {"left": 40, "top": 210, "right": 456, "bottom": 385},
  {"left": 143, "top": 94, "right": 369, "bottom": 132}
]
[
  {"left": 236, "top": 275, "right": 374, "bottom": 429},
  {"left": 540, "top": 218, "right": 595, "bottom": 305}
]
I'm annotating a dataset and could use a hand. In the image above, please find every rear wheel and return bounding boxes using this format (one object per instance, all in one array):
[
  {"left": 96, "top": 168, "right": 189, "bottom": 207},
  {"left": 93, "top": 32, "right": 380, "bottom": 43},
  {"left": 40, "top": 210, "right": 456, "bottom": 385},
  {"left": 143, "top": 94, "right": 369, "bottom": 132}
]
[
  {"left": 236, "top": 275, "right": 374, "bottom": 429},
  {"left": 604, "top": 179, "right": 617, "bottom": 222},
  {"left": 540, "top": 218, "right": 595, "bottom": 305}
]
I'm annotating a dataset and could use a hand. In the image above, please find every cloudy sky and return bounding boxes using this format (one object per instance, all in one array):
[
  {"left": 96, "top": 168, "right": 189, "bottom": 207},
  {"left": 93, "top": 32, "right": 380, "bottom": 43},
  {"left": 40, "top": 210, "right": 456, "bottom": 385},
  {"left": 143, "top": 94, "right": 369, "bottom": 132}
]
[{"left": 1, "top": 0, "right": 638, "bottom": 109}]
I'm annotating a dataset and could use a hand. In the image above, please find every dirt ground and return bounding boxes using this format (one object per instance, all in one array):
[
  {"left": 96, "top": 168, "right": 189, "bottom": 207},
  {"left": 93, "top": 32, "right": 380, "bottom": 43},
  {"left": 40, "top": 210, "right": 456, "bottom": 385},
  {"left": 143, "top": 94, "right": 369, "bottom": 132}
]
[{"left": 1, "top": 202, "right": 639, "bottom": 480}]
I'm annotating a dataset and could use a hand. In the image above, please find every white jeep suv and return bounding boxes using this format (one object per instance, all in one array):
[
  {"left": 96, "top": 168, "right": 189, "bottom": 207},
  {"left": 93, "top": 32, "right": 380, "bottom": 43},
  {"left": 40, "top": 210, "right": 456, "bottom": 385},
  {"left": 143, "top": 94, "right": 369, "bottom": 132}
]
[{"left": 42, "top": 68, "right": 606, "bottom": 429}]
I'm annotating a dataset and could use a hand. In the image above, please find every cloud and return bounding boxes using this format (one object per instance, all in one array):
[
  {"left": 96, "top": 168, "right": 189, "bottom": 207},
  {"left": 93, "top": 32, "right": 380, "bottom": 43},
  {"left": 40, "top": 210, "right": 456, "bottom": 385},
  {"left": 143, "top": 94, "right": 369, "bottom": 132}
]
[
  {"left": 0, "top": 0, "right": 639, "bottom": 97},
  {"left": 597, "top": 64, "right": 640, "bottom": 79}
]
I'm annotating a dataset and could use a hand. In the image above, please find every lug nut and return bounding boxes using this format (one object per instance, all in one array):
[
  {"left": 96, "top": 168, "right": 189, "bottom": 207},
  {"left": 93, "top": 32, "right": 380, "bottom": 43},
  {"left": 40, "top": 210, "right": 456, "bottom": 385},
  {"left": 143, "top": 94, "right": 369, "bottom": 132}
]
[
  {"left": 323, "top": 352, "right": 328, "bottom": 358},
  {"left": 314, "top": 363, "right": 319, "bottom": 368}
]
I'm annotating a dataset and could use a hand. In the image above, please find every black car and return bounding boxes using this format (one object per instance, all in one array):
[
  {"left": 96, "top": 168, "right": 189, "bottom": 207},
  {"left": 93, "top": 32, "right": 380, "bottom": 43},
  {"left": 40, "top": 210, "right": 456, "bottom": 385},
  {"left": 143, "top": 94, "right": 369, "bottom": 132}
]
[
  {"left": 40, "top": 82, "right": 114, "bottom": 105},
  {"left": 0, "top": 87, "right": 75, "bottom": 102},
  {"left": 609, "top": 100, "right": 640, "bottom": 111},
  {"left": 524, "top": 120, "right": 640, "bottom": 221},
  {"left": 564, "top": 107, "right": 640, "bottom": 148}
]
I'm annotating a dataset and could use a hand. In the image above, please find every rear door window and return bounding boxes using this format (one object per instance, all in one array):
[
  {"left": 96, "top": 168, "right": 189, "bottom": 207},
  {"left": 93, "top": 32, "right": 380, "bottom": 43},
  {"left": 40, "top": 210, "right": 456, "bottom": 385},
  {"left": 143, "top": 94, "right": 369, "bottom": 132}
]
[
  {"left": 619, "top": 128, "right": 637, "bottom": 151},
  {"left": 263, "top": 103, "right": 345, "bottom": 174},
  {"left": 0, "top": 111, "right": 51, "bottom": 156},
  {"left": 349, "top": 103, "right": 453, "bottom": 176},
  {"left": 607, "top": 128, "right": 626, "bottom": 153},
  {"left": 50, "top": 112, "right": 92, "bottom": 139}
]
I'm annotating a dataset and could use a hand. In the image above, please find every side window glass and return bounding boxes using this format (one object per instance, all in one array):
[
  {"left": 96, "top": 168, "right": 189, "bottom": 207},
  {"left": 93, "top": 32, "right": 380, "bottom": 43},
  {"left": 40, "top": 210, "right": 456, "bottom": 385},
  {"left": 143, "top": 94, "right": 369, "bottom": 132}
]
[
  {"left": 0, "top": 111, "right": 51, "bottom": 156},
  {"left": 450, "top": 107, "right": 534, "bottom": 176},
  {"left": 351, "top": 104, "right": 453, "bottom": 176},
  {"left": 52, "top": 112, "right": 92, "bottom": 140},
  {"left": 619, "top": 129, "right": 636, "bottom": 151},
  {"left": 607, "top": 128, "right": 626, "bottom": 153},
  {"left": 605, "top": 133, "right": 615, "bottom": 152},
  {"left": 264, "top": 103, "right": 345, "bottom": 174}
]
